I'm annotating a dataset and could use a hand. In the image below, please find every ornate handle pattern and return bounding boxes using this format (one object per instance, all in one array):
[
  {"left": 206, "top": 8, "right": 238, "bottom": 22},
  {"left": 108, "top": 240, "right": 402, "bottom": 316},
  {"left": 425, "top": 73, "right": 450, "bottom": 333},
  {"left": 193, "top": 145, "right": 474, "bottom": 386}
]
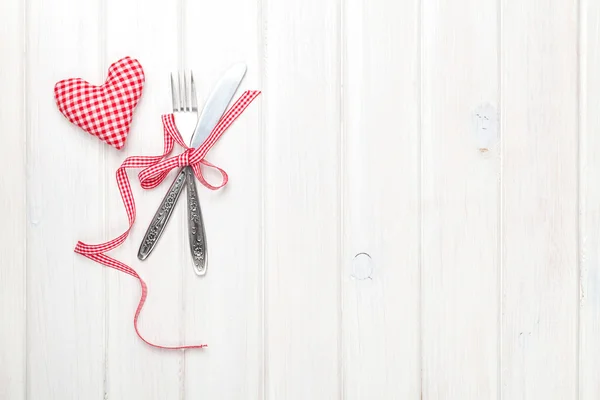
[
  {"left": 186, "top": 166, "right": 207, "bottom": 275},
  {"left": 137, "top": 168, "right": 187, "bottom": 260}
]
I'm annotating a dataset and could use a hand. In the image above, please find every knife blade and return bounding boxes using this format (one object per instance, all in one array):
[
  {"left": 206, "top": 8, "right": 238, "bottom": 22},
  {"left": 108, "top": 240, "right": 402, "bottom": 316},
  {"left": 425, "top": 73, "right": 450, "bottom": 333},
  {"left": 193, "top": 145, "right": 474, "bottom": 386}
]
[{"left": 190, "top": 62, "right": 247, "bottom": 148}]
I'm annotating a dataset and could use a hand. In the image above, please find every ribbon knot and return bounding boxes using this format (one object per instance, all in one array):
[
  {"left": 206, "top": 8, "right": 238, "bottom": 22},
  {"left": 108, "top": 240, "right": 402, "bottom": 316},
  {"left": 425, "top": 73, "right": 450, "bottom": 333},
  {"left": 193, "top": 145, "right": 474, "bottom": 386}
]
[
  {"left": 181, "top": 146, "right": 209, "bottom": 167},
  {"left": 178, "top": 148, "right": 192, "bottom": 167},
  {"left": 74, "top": 90, "right": 261, "bottom": 351}
]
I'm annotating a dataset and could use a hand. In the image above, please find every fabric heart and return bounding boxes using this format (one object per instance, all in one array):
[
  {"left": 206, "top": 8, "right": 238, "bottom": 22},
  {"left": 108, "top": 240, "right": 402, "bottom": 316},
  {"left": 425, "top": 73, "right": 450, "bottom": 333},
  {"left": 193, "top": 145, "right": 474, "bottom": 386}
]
[{"left": 54, "top": 57, "right": 145, "bottom": 150}]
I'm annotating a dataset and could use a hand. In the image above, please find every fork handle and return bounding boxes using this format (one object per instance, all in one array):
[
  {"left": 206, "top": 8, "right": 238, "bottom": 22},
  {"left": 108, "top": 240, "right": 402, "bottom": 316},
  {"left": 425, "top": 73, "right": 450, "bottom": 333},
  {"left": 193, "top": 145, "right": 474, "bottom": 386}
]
[
  {"left": 137, "top": 168, "right": 187, "bottom": 260},
  {"left": 186, "top": 167, "right": 208, "bottom": 275}
]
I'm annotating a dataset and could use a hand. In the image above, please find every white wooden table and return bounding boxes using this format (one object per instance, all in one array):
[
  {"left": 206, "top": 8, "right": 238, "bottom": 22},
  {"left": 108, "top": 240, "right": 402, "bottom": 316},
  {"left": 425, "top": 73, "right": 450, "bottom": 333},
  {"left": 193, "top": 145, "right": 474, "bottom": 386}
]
[{"left": 1, "top": 0, "right": 597, "bottom": 398}]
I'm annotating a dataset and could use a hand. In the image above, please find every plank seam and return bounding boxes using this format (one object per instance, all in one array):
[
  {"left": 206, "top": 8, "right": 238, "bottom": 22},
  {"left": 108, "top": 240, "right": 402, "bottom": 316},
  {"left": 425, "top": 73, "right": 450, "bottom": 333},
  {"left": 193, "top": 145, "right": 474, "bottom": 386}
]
[
  {"left": 98, "top": 0, "right": 108, "bottom": 396},
  {"left": 576, "top": 0, "right": 583, "bottom": 398},
  {"left": 256, "top": 0, "right": 267, "bottom": 396},
  {"left": 418, "top": 0, "right": 424, "bottom": 397},
  {"left": 497, "top": 0, "right": 503, "bottom": 398},
  {"left": 23, "top": 0, "right": 29, "bottom": 396},
  {"left": 337, "top": 0, "right": 345, "bottom": 397},
  {"left": 258, "top": 0, "right": 268, "bottom": 396},
  {"left": 177, "top": 0, "right": 186, "bottom": 397}
]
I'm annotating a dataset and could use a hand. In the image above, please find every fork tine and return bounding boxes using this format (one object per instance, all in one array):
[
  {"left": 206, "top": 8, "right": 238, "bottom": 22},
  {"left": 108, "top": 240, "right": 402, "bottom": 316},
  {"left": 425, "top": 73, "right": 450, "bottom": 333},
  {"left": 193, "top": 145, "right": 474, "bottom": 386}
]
[
  {"left": 170, "top": 73, "right": 177, "bottom": 112},
  {"left": 179, "top": 72, "right": 184, "bottom": 111},
  {"left": 178, "top": 71, "right": 185, "bottom": 112},
  {"left": 188, "top": 70, "right": 193, "bottom": 111},
  {"left": 184, "top": 70, "right": 190, "bottom": 111},
  {"left": 172, "top": 70, "right": 198, "bottom": 113},
  {"left": 191, "top": 71, "right": 198, "bottom": 112}
]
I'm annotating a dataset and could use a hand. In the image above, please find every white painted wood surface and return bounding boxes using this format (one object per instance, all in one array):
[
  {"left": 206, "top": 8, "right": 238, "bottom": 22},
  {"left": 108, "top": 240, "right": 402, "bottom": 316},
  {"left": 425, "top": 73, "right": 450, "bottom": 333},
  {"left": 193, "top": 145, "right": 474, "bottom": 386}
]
[
  {"left": 0, "top": 0, "right": 596, "bottom": 398},
  {"left": 421, "top": 0, "right": 499, "bottom": 397},
  {"left": 342, "top": 0, "right": 420, "bottom": 397},
  {"left": 501, "top": 0, "right": 579, "bottom": 398},
  {"left": 0, "top": 0, "right": 25, "bottom": 399},
  {"left": 581, "top": 0, "right": 600, "bottom": 398}
]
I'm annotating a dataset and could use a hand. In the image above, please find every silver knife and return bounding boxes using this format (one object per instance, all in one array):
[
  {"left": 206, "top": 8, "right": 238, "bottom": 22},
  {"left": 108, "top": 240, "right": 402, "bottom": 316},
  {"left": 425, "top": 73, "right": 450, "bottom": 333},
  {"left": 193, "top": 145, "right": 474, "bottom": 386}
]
[
  {"left": 190, "top": 63, "right": 247, "bottom": 148},
  {"left": 137, "top": 63, "right": 247, "bottom": 275}
]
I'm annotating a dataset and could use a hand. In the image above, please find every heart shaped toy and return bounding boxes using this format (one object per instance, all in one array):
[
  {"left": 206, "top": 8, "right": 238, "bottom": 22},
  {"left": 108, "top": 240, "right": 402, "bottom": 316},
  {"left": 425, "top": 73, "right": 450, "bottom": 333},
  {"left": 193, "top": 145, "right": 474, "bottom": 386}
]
[{"left": 54, "top": 56, "right": 145, "bottom": 150}]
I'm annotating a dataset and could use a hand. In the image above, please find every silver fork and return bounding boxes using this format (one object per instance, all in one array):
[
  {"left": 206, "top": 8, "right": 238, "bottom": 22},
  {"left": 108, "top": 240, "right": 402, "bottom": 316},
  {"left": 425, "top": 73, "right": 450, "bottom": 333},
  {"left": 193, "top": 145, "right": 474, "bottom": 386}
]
[{"left": 137, "top": 72, "right": 207, "bottom": 273}]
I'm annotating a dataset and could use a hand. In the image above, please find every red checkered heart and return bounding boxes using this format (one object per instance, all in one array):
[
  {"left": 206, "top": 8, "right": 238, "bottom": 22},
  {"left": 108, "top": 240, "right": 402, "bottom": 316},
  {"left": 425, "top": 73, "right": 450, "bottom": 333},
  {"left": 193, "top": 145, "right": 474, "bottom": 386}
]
[{"left": 54, "top": 57, "right": 145, "bottom": 150}]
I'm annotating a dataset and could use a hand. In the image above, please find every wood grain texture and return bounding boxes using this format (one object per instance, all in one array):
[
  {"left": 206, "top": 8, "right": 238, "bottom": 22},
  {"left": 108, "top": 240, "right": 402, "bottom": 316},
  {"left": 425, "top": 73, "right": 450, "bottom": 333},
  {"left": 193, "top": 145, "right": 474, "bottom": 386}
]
[
  {"left": 2, "top": 0, "right": 595, "bottom": 398},
  {"left": 0, "top": 0, "right": 26, "bottom": 398},
  {"left": 181, "top": 0, "right": 263, "bottom": 398},
  {"left": 500, "top": 0, "right": 579, "bottom": 397},
  {"left": 26, "top": 0, "right": 106, "bottom": 397},
  {"left": 263, "top": 0, "right": 341, "bottom": 398},
  {"left": 341, "top": 0, "right": 420, "bottom": 398},
  {"left": 421, "top": 0, "right": 500, "bottom": 397},
  {"left": 580, "top": 0, "right": 600, "bottom": 398},
  {"left": 103, "top": 1, "right": 183, "bottom": 399}
]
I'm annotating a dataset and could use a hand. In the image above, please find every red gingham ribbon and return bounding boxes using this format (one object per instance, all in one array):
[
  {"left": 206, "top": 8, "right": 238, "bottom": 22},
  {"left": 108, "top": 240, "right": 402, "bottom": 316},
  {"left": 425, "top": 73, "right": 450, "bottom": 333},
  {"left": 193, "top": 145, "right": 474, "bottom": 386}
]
[{"left": 74, "top": 90, "right": 260, "bottom": 350}]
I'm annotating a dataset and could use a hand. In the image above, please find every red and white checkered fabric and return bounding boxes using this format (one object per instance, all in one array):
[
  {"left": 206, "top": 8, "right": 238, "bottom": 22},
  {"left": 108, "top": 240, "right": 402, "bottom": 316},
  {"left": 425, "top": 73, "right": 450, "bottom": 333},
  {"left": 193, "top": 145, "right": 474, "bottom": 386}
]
[
  {"left": 54, "top": 57, "right": 145, "bottom": 150},
  {"left": 74, "top": 90, "right": 260, "bottom": 350}
]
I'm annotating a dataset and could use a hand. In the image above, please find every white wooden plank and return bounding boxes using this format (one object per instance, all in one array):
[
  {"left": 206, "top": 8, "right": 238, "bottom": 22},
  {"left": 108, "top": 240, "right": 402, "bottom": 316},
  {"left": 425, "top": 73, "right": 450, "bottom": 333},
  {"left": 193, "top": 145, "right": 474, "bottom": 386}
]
[
  {"left": 341, "top": 0, "right": 420, "bottom": 398},
  {"left": 103, "top": 1, "right": 183, "bottom": 399},
  {"left": 0, "top": 0, "right": 26, "bottom": 398},
  {"left": 580, "top": 0, "right": 600, "bottom": 398},
  {"left": 181, "top": 0, "right": 263, "bottom": 398},
  {"left": 421, "top": 0, "right": 500, "bottom": 397},
  {"left": 263, "top": 0, "right": 341, "bottom": 398},
  {"left": 26, "top": 0, "right": 106, "bottom": 397},
  {"left": 500, "top": 0, "right": 579, "bottom": 397}
]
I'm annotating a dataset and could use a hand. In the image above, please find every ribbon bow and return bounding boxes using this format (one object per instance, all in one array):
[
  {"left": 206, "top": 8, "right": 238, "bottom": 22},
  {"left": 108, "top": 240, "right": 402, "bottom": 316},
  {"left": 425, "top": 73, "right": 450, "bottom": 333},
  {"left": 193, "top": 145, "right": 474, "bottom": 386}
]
[
  {"left": 75, "top": 90, "right": 261, "bottom": 350},
  {"left": 140, "top": 90, "right": 260, "bottom": 190}
]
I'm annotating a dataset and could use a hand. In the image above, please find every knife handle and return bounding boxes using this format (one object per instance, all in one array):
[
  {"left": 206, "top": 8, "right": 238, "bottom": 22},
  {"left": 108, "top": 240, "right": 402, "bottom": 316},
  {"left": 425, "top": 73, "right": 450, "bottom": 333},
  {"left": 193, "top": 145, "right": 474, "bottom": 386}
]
[
  {"left": 137, "top": 168, "right": 187, "bottom": 261},
  {"left": 185, "top": 167, "right": 208, "bottom": 275}
]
